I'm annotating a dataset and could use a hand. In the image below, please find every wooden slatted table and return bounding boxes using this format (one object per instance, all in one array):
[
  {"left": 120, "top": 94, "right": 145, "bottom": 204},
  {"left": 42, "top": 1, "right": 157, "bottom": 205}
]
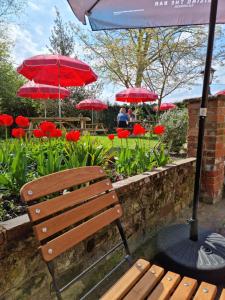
[
  {"left": 101, "top": 259, "right": 225, "bottom": 300},
  {"left": 28, "top": 116, "right": 91, "bottom": 133}
]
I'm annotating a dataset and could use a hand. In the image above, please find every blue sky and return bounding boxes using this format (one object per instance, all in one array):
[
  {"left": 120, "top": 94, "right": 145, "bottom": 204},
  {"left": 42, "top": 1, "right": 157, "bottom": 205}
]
[{"left": 10, "top": 0, "right": 225, "bottom": 103}]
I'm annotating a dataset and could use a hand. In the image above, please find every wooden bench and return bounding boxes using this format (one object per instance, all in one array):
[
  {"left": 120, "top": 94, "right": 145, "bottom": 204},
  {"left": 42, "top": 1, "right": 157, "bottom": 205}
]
[
  {"left": 101, "top": 260, "right": 225, "bottom": 300},
  {"left": 21, "top": 167, "right": 224, "bottom": 300}
]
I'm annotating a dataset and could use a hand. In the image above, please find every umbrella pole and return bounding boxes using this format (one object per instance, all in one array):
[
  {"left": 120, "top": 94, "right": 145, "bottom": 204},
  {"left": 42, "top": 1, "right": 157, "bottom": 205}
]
[
  {"left": 189, "top": 0, "right": 218, "bottom": 241},
  {"left": 58, "top": 62, "right": 62, "bottom": 119},
  {"left": 44, "top": 101, "right": 47, "bottom": 118},
  {"left": 58, "top": 85, "right": 61, "bottom": 118}
]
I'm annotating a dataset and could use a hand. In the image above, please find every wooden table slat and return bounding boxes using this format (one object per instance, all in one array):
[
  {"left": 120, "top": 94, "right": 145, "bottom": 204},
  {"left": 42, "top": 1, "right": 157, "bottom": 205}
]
[
  {"left": 147, "top": 271, "right": 181, "bottom": 300},
  {"left": 170, "top": 276, "right": 198, "bottom": 300},
  {"left": 193, "top": 282, "right": 217, "bottom": 300},
  {"left": 100, "top": 259, "right": 150, "bottom": 300},
  {"left": 123, "top": 265, "right": 164, "bottom": 300}
]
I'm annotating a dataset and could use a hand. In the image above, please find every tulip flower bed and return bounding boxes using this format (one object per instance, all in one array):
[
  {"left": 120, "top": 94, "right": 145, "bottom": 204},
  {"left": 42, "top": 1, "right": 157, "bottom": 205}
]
[{"left": 0, "top": 115, "right": 169, "bottom": 221}]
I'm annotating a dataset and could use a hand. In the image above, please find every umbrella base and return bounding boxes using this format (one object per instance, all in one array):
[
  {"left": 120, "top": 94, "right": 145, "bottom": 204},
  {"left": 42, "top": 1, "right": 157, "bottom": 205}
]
[{"left": 156, "top": 224, "right": 225, "bottom": 284}]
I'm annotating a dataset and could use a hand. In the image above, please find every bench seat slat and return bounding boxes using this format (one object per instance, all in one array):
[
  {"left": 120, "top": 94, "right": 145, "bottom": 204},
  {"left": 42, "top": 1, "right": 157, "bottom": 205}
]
[
  {"left": 28, "top": 179, "right": 112, "bottom": 222},
  {"left": 170, "top": 276, "right": 198, "bottom": 300},
  {"left": 147, "top": 271, "right": 181, "bottom": 300},
  {"left": 219, "top": 289, "right": 225, "bottom": 300},
  {"left": 193, "top": 282, "right": 217, "bottom": 300},
  {"left": 124, "top": 265, "right": 164, "bottom": 300},
  {"left": 33, "top": 191, "right": 118, "bottom": 241},
  {"left": 40, "top": 204, "right": 122, "bottom": 262},
  {"left": 21, "top": 166, "right": 106, "bottom": 201},
  {"left": 100, "top": 259, "right": 150, "bottom": 300}
]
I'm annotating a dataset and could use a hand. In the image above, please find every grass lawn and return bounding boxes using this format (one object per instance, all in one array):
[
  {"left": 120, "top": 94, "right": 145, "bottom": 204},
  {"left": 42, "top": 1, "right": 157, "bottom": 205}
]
[{"left": 90, "top": 134, "right": 158, "bottom": 149}]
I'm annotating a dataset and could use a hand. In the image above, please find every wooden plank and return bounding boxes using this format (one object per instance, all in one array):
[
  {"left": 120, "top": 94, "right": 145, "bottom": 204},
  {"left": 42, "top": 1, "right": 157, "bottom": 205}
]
[
  {"left": 33, "top": 191, "right": 118, "bottom": 241},
  {"left": 193, "top": 282, "right": 217, "bottom": 300},
  {"left": 100, "top": 259, "right": 150, "bottom": 300},
  {"left": 219, "top": 289, "right": 225, "bottom": 300},
  {"left": 147, "top": 271, "right": 181, "bottom": 300},
  {"left": 21, "top": 166, "right": 106, "bottom": 201},
  {"left": 170, "top": 276, "right": 198, "bottom": 300},
  {"left": 28, "top": 179, "right": 113, "bottom": 222},
  {"left": 40, "top": 204, "right": 122, "bottom": 262},
  {"left": 124, "top": 265, "right": 164, "bottom": 300}
]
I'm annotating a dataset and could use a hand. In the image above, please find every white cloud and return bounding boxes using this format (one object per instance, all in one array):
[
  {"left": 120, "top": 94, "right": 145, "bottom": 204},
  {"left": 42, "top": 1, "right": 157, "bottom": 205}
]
[
  {"left": 28, "top": 1, "right": 42, "bottom": 11},
  {"left": 8, "top": 24, "right": 46, "bottom": 65},
  {"left": 34, "top": 25, "right": 44, "bottom": 36}
]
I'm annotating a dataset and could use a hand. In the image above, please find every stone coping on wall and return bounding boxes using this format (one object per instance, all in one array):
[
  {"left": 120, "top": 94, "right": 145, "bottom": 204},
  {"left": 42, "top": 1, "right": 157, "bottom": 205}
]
[
  {"left": 183, "top": 94, "right": 225, "bottom": 104},
  {"left": 0, "top": 157, "right": 196, "bottom": 247}
]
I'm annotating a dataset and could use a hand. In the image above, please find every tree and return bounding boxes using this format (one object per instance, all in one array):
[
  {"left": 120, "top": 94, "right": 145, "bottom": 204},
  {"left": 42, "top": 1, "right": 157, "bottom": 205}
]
[
  {"left": 0, "top": 32, "right": 39, "bottom": 118},
  {"left": 47, "top": 7, "right": 74, "bottom": 56},
  {"left": 46, "top": 8, "right": 103, "bottom": 118},
  {"left": 71, "top": 25, "right": 224, "bottom": 107},
  {"left": 0, "top": 0, "right": 26, "bottom": 24}
]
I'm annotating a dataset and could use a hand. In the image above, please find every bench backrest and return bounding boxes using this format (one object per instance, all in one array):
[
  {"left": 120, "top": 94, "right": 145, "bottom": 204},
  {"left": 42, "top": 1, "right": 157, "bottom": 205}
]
[{"left": 21, "top": 166, "right": 122, "bottom": 262}]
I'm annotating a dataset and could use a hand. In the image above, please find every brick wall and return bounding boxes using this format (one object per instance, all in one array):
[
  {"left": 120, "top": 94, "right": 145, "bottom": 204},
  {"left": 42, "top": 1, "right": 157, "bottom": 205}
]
[
  {"left": 0, "top": 158, "right": 195, "bottom": 300},
  {"left": 187, "top": 95, "right": 225, "bottom": 203}
]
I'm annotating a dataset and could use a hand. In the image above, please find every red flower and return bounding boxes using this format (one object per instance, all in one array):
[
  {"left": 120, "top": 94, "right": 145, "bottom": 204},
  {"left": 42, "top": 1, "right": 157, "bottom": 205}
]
[
  {"left": 117, "top": 130, "right": 130, "bottom": 139},
  {"left": 0, "top": 114, "right": 13, "bottom": 127},
  {"left": 133, "top": 124, "right": 146, "bottom": 135},
  {"left": 116, "top": 128, "right": 123, "bottom": 133},
  {"left": 39, "top": 121, "right": 56, "bottom": 136},
  {"left": 153, "top": 125, "right": 165, "bottom": 135},
  {"left": 49, "top": 128, "right": 62, "bottom": 138},
  {"left": 108, "top": 134, "right": 115, "bottom": 140},
  {"left": 33, "top": 129, "right": 44, "bottom": 138},
  {"left": 15, "top": 116, "right": 30, "bottom": 128},
  {"left": 66, "top": 130, "right": 80, "bottom": 142},
  {"left": 12, "top": 128, "right": 25, "bottom": 138}
]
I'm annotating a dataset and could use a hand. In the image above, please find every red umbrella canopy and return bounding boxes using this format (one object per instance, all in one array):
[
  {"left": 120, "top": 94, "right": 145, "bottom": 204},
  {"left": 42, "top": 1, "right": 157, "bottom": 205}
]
[
  {"left": 154, "top": 103, "right": 177, "bottom": 111},
  {"left": 76, "top": 99, "right": 108, "bottom": 111},
  {"left": 17, "top": 54, "right": 98, "bottom": 87},
  {"left": 17, "top": 82, "right": 70, "bottom": 99},
  {"left": 216, "top": 90, "right": 225, "bottom": 95},
  {"left": 116, "top": 87, "right": 158, "bottom": 103}
]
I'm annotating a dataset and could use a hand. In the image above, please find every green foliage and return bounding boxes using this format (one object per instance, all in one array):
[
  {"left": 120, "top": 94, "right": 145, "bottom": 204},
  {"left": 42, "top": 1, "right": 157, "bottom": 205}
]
[
  {"left": 159, "top": 109, "right": 188, "bottom": 153},
  {"left": 115, "top": 138, "right": 170, "bottom": 177},
  {"left": 0, "top": 132, "right": 169, "bottom": 221},
  {"left": 0, "top": 28, "right": 40, "bottom": 119},
  {"left": 0, "top": 141, "right": 31, "bottom": 194}
]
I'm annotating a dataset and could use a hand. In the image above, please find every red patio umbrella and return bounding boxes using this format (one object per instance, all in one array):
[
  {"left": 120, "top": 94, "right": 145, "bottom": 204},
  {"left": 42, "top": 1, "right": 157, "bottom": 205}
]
[
  {"left": 153, "top": 103, "right": 177, "bottom": 111},
  {"left": 116, "top": 87, "right": 158, "bottom": 103},
  {"left": 17, "top": 54, "right": 98, "bottom": 117},
  {"left": 76, "top": 99, "right": 108, "bottom": 125},
  {"left": 17, "top": 82, "right": 70, "bottom": 118},
  {"left": 216, "top": 90, "right": 225, "bottom": 95}
]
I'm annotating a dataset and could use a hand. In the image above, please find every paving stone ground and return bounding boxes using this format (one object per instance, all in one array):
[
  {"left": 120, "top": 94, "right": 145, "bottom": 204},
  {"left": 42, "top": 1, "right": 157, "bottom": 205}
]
[{"left": 175, "top": 199, "right": 225, "bottom": 236}]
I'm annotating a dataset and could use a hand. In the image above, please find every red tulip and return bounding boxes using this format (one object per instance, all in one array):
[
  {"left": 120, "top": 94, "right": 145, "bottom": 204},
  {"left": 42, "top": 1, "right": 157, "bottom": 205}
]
[
  {"left": 116, "top": 128, "right": 123, "bottom": 133},
  {"left": 33, "top": 129, "right": 45, "bottom": 138},
  {"left": 0, "top": 114, "right": 13, "bottom": 127},
  {"left": 153, "top": 125, "right": 165, "bottom": 135},
  {"left": 39, "top": 121, "right": 56, "bottom": 136},
  {"left": 49, "top": 128, "right": 62, "bottom": 138},
  {"left": 117, "top": 130, "right": 130, "bottom": 139},
  {"left": 15, "top": 116, "right": 30, "bottom": 128},
  {"left": 66, "top": 130, "right": 80, "bottom": 142},
  {"left": 108, "top": 134, "right": 115, "bottom": 140},
  {"left": 133, "top": 124, "right": 146, "bottom": 135},
  {"left": 12, "top": 128, "right": 25, "bottom": 138}
]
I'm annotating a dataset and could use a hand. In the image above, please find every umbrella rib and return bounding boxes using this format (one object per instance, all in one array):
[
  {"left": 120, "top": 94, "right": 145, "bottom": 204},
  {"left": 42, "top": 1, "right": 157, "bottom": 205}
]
[{"left": 87, "top": 0, "right": 101, "bottom": 14}]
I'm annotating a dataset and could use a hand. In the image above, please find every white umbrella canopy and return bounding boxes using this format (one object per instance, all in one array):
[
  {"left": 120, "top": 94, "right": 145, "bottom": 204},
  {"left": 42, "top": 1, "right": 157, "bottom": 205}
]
[{"left": 67, "top": 0, "right": 225, "bottom": 30}]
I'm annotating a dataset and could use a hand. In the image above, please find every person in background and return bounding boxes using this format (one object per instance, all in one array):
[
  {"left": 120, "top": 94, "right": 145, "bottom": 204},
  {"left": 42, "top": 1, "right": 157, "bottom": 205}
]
[
  {"left": 128, "top": 108, "right": 136, "bottom": 122},
  {"left": 117, "top": 107, "right": 129, "bottom": 128}
]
